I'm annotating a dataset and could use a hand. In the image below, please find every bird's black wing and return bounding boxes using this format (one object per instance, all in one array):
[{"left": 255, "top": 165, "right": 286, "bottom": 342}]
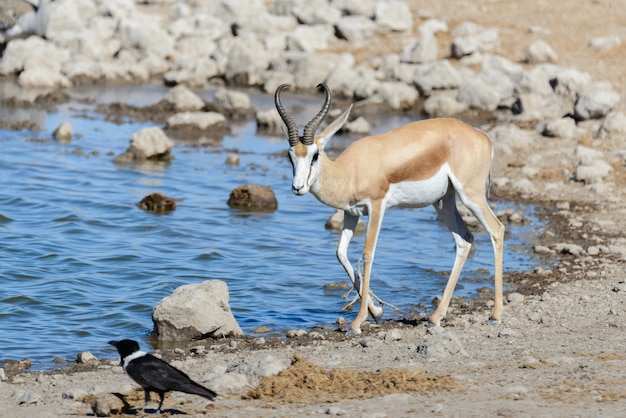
[{"left": 126, "top": 354, "right": 216, "bottom": 400}]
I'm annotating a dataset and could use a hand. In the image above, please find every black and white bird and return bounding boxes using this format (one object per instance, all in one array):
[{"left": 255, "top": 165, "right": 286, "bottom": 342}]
[{"left": 109, "top": 339, "right": 217, "bottom": 413}]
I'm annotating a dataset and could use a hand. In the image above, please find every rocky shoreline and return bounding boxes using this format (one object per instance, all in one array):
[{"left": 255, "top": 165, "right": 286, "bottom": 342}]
[{"left": 2, "top": 0, "right": 626, "bottom": 416}]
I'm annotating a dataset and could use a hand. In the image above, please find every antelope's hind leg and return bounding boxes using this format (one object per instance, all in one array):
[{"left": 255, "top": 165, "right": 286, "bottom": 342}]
[{"left": 429, "top": 189, "right": 475, "bottom": 327}]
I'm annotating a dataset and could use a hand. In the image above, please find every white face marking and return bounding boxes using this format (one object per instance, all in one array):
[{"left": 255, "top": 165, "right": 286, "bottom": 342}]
[
  {"left": 386, "top": 164, "right": 451, "bottom": 209},
  {"left": 290, "top": 144, "right": 319, "bottom": 195},
  {"left": 122, "top": 350, "right": 147, "bottom": 370}
]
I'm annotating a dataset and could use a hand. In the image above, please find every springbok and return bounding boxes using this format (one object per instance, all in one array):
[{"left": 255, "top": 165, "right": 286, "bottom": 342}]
[{"left": 274, "top": 83, "right": 504, "bottom": 334}]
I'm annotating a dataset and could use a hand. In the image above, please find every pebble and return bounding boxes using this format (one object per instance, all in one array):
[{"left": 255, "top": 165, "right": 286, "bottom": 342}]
[
  {"left": 286, "top": 329, "right": 308, "bottom": 338},
  {"left": 18, "top": 390, "right": 40, "bottom": 404},
  {"left": 384, "top": 329, "right": 403, "bottom": 341}
]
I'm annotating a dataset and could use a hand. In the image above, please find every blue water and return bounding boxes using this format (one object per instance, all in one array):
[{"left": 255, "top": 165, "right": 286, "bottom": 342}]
[{"left": 0, "top": 84, "right": 540, "bottom": 370}]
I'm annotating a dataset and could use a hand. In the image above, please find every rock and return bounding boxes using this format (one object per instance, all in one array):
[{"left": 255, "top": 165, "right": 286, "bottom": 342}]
[
  {"left": 53, "top": 121, "right": 73, "bottom": 143},
  {"left": 76, "top": 351, "right": 99, "bottom": 366},
  {"left": 402, "top": 33, "right": 437, "bottom": 64},
  {"left": 286, "top": 329, "right": 308, "bottom": 338},
  {"left": 423, "top": 93, "right": 468, "bottom": 117},
  {"left": 573, "top": 146, "right": 613, "bottom": 184},
  {"left": 553, "top": 243, "right": 585, "bottom": 255},
  {"left": 161, "top": 85, "right": 205, "bottom": 111},
  {"left": 114, "top": 127, "right": 174, "bottom": 163},
  {"left": 214, "top": 88, "right": 252, "bottom": 117},
  {"left": 417, "top": 331, "right": 468, "bottom": 359},
  {"left": 205, "top": 372, "right": 249, "bottom": 394},
  {"left": 335, "top": 15, "right": 377, "bottom": 42},
  {"left": 165, "top": 111, "right": 227, "bottom": 130},
  {"left": 413, "top": 59, "right": 463, "bottom": 95},
  {"left": 574, "top": 89, "right": 620, "bottom": 121},
  {"left": 384, "top": 329, "right": 403, "bottom": 341},
  {"left": 136, "top": 192, "right": 177, "bottom": 214},
  {"left": 596, "top": 111, "right": 626, "bottom": 140},
  {"left": 62, "top": 388, "right": 89, "bottom": 400},
  {"left": 92, "top": 393, "right": 125, "bottom": 417},
  {"left": 540, "top": 117, "right": 579, "bottom": 139},
  {"left": 152, "top": 280, "right": 243, "bottom": 341},
  {"left": 524, "top": 40, "right": 558, "bottom": 63},
  {"left": 290, "top": 1, "right": 342, "bottom": 25},
  {"left": 551, "top": 68, "right": 592, "bottom": 101},
  {"left": 225, "top": 153, "right": 240, "bottom": 166},
  {"left": 457, "top": 68, "right": 514, "bottom": 111},
  {"left": 287, "top": 24, "right": 335, "bottom": 52},
  {"left": 18, "top": 390, "right": 40, "bottom": 404},
  {"left": 374, "top": 1, "right": 413, "bottom": 33},
  {"left": 343, "top": 116, "right": 371, "bottom": 134},
  {"left": 489, "top": 124, "right": 535, "bottom": 155},
  {"left": 256, "top": 108, "right": 283, "bottom": 134},
  {"left": 588, "top": 35, "right": 621, "bottom": 50},
  {"left": 227, "top": 184, "right": 278, "bottom": 212},
  {"left": 451, "top": 27, "right": 499, "bottom": 58},
  {"left": 225, "top": 34, "right": 270, "bottom": 86},
  {"left": 0, "top": 368, "right": 5, "bottom": 381}
]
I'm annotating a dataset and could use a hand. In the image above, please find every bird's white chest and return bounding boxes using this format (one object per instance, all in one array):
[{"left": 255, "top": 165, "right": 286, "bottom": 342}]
[{"left": 122, "top": 350, "right": 147, "bottom": 370}]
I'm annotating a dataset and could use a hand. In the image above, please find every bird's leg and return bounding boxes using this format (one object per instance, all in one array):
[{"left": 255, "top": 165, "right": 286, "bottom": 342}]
[
  {"left": 156, "top": 392, "right": 165, "bottom": 413},
  {"left": 142, "top": 389, "right": 151, "bottom": 411}
]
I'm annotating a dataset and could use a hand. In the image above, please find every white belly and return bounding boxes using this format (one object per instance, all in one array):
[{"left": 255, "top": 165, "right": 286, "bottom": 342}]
[{"left": 385, "top": 164, "right": 450, "bottom": 209}]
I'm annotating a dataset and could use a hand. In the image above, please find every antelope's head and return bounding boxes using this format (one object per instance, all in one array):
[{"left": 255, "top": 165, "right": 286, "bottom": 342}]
[{"left": 274, "top": 83, "right": 352, "bottom": 195}]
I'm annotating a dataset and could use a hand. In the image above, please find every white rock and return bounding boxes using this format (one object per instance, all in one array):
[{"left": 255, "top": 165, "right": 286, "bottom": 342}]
[
  {"left": 588, "top": 35, "right": 621, "bottom": 50},
  {"left": 540, "top": 118, "right": 579, "bottom": 139},
  {"left": 335, "top": 15, "right": 377, "bottom": 42},
  {"left": 596, "top": 111, "right": 626, "bottom": 140},
  {"left": 574, "top": 89, "right": 620, "bottom": 120},
  {"left": 130, "top": 127, "right": 174, "bottom": 158},
  {"left": 374, "top": 1, "right": 413, "bottom": 33},
  {"left": 524, "top": 39, "right": 558, "bottom": 63},
  {"left": 152, "top": 280, "right": 243, "bottom": 340},
  {"left": 166, "top": 112, "right": 226, "bottom": 130},
  {"left": 413, "top": 59, "right": 463, "bottom": 94},
  {"left": 214, "top": 88, "right": 251, "bottom": 112},
  {"left": 162, "top": 85, "right": 205, "bottom": 111}
]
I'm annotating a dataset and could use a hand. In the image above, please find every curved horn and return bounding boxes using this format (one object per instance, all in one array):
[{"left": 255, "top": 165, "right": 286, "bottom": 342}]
[
  {"left": 302, "top": 83, "right": 331, "bottom": 145},
  {"left": 274, "top": 83, "right": 299, "bottom": 147}
]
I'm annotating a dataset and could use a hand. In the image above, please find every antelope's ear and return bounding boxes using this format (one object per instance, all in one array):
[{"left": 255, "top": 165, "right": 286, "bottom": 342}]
[{"left": 317, "top": 104, "right": 352, "bottom": 148}]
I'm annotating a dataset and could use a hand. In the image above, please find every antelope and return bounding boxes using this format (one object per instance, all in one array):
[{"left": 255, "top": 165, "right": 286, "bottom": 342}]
[{"left": 274, "top": 83, "right": 504, "bottom": 334}]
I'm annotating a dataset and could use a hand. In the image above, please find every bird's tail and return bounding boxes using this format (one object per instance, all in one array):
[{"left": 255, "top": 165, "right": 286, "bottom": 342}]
[{"left": 187, "top": 382, "right": 217, "bottom": 401}]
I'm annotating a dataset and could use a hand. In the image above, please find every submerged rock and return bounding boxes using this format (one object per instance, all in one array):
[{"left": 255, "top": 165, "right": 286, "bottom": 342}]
[
  {"left": 136, "top": 192, "right": 177, "bottom": 214},
  {"left": 227, "top": 184, "right": 277, "bottom": 212}
]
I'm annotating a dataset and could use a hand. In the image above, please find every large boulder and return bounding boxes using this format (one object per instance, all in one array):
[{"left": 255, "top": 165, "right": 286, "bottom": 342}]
[{"left": 152, "top": 280, "right": 243, "bottom": 341}]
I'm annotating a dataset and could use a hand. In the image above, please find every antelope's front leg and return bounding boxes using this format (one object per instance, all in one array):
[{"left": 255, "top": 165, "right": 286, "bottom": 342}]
[
  {"left": 336, "top": 212, "right": 383, "bottom": 321},
  {"left": 350, "top": 203, "right": 385, "bottom": 334}
]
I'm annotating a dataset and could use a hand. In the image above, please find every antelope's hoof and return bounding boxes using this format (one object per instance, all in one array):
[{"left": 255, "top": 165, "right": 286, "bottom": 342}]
[
  {"left": 488, "top": 317, "right": 501, "bottom": 326},
  {"left": 347, "top": 327, "right": 362, "bottom": 336},
  {"left": 370, "top": 306, "right": 384, "bottom": 322}
]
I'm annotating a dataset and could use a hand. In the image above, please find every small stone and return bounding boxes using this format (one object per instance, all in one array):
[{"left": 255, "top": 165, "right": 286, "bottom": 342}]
[
  {"left": 53, "top": 121, "right": 73, "bottom": 143},
  {"left": 506, "top": 293, "right": 525, "bottom": 304},
  {"left": 225, "top": 153, "right": 240, "bottom": 166},
  {"left": 252, "top": 326, "right": 271, "bottom": 334},
  {"left": 77, "top": 352, "right": 99, "bottom": 366},
  {"left": 18, "top": 390, "right": 40, "bottom": 404},
  {"left": 92, "top": 393, "right": 125, "bottom": 416},
  {"left": 384, "top": 329, "right": 403, "bottom": 341},
  {"left": 253, "top": 337, "right": 266, "bottom": 345},
  {"left": 498, "top": 328, "right": 516, "bottom": 338},
  {"left": 286, "top": 329, "right": 308, "bottom": 338}
]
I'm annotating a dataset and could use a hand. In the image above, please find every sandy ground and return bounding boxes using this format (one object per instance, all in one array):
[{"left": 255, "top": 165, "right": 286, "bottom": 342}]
[{"left": 3, "top": 0, "right": 626, "bottom": 417}]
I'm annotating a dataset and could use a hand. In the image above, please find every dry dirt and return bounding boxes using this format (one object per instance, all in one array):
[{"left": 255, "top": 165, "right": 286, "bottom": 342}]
[{"left": 3, "top": 0, "right": 626, "bottom": 417}]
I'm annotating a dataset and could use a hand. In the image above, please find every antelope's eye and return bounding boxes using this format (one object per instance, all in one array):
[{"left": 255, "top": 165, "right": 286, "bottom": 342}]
[{"left": 311, "top": 151, "right": 319, "bottom": 164}]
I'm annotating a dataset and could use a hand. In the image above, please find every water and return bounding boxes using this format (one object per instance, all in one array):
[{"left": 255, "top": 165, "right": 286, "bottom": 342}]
[{"left": 0, "top": 84, "right": 541, "bottom": 370}]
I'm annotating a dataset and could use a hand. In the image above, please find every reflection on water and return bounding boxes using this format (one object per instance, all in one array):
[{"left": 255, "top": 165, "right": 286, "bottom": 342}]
[{"left": 0, "top": 84, "right": 542, "bottom": 369}]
